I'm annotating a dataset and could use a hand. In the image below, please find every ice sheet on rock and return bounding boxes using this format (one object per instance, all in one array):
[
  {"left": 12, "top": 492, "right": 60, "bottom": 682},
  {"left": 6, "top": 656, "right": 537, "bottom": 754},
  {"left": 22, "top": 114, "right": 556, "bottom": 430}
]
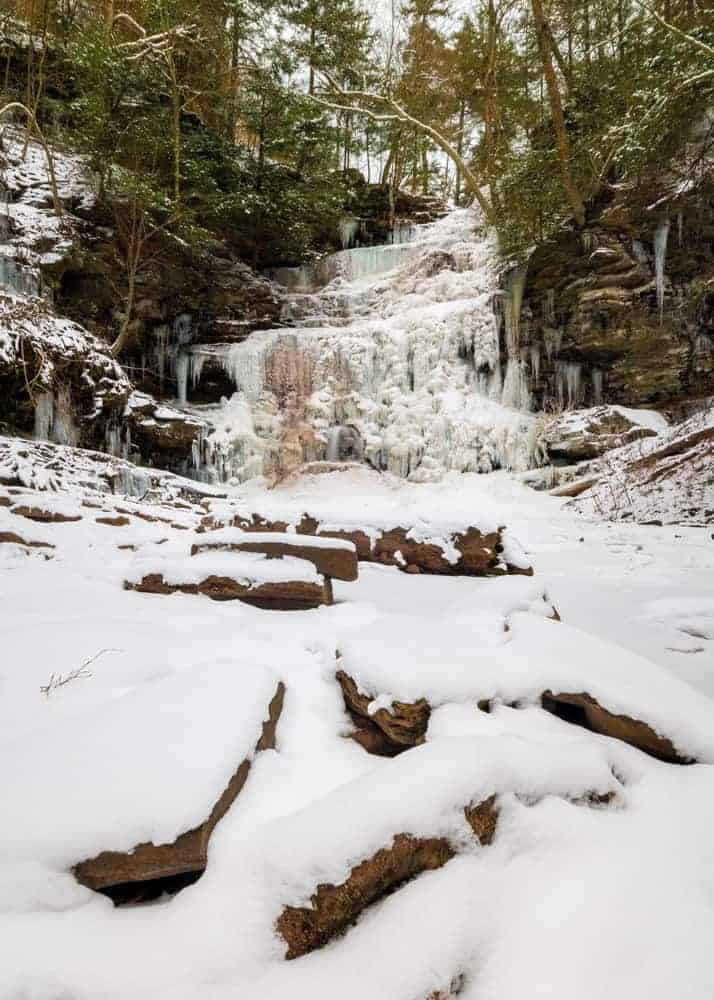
[
  {"left": 126, "top": 548, "right": 324, "bottom": 586},
  {"left": 0, "top": 659, "right": 279, "bottom": 885}
]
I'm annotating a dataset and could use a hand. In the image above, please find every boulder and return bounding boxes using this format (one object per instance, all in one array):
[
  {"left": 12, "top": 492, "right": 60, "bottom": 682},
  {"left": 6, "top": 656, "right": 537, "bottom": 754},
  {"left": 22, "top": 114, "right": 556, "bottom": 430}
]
[
  {"left": 337, "top": 669, "right": 431, "bottom": 756},
  {"left": 11, "top": 505, "right": 81, "bottom": 523},
  {"left": 223, "top": 511, "right": 530, "bottom": 577},
  {"left": 191, "top": 528, "right": 358, "bottom": 582},
  {"left": 569, "top": 405, "right": 714, "bottom": 524},
  {"left": 126, "top": 572, "right": 331, "bottom": 610},
  {"left": 124, "top": 550, "right": 333, "bottom": 610},
  {"left": 541, "top": 690, "right": 693, "bottom": 764},
  {"left": 543, "top": 405, "right": 666, "bottom": 463},
  {"left": 276, "top": 797, "right": 497, "bottom": 959},
  {"left": 0, "top": 531, "right": 54, "bottom": 549},
  {"left": 96, "top": 515, "right": 130, "bottom": 527},
  {"left": 74, "top": 681, "right": 285, "bottom": 898}
]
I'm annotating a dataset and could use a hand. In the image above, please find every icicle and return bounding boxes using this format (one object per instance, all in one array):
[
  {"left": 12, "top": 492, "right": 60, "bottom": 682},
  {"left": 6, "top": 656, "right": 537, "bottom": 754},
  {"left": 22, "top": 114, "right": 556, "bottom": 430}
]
[
  {"left": 631, "top": 239, "right": 648, "bottom": 264},
  {"left": 0, "top": 254, "right": 41, "bottom": 297},
  {"left": 501, "top": 359, "right": 532, "bottom": 412},
  {"left": 592, "top": 368, "right": 604, "bottom": 404},
  {"left": 34, "top": 392, "right": 54, "bottom": 441},
  {"left": 338, "top": 216, "right": 361, "bottom": 250},
  {"left": 390, "top": 221, "right": 415, "bottom": 245},
  {"left": 542, "top": 289, "right": 555, "bottom": 325},
  {"left": 173, "top": 313, "right": 193, "bottom": 344},
  {"left": 555, "top": 361, "right": 582, "bottom": 410},
  {"left": 581, "top": 231, "right": 596, "bottom": 254},
  {"left": 326, "top": 426, "right": 342, "bottom": 461},
  {"left": 342, "top": 243, "right": 415, "bottom": 282},
  {"left": 654, "top": 218, "right": 670, "bottom": 322},
  {"left": 33, "top": 387, "right": 78, "bottom": 445},
  {"left": 530, "top": 343, "right": 541, "bottom": 381},
  {"left": 152, "top": 326, "right": 170, "bottom": 387},
  {"left": 176, "top": 352, "right": 189, "bottom": 405},
  {"left": 51, "top": 386, "right": 79, "bottom": 446},
  {"left": 504, "top": 265, "right": 527, "bottom": 357}
]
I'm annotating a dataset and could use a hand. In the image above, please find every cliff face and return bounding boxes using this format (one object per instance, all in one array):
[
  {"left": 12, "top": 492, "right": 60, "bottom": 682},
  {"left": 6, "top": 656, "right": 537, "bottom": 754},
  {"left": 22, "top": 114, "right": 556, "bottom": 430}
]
[{"left": 515, "top": 181, "right": 714, "bottom": 413}]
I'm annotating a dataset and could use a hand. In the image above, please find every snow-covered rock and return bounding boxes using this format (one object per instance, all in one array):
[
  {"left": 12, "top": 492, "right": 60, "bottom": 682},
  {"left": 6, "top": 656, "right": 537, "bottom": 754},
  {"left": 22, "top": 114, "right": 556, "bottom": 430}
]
[
  {"left": 543, "top": 404, "right": 668, "bottom": 462},
  {"left": 569, "top": 403, "right": 714, "bottom": 524}
]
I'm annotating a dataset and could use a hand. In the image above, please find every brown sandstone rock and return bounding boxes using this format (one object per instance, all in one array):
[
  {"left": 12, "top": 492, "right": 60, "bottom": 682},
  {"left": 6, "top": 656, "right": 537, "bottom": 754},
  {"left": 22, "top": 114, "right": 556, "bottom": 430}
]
[
  {"left": 0, "top": 531, "right": 54, "bottom": 549},
  {"left": 191, "top": 535, "right": 358, "bottom": 582},
  {"left": 74, "top": 682, "right": 285, "bottom": 896},
  {"left": 277, "top": 834, "right": 454, "bottom": 959},
  {"left": 96, "top": 515, "right": 130, "bottom": 527},
  {"left": 541, "top": 690, "right": 693, "bottom": 763},
  {"left": 223, "top": 512, "right": 528, "bottom": 576},
  {"left": 276, "top": 797, "right": 498, "bottom": 959},
  {"left": 337, "top": 669, "right": 431, "bottom": 755},
  {"left": 11, "top": 505, "right": 82, "bottom": 523},
  {"left": 125, "top": 572, "right": 331, "bottom": 610}
]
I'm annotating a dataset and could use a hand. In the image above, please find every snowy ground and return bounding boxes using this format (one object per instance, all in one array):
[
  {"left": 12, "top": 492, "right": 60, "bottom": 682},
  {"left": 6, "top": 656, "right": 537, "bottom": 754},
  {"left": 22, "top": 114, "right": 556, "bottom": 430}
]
[{"left": 2, "top": 441, "right": 714, "bottom": 999}]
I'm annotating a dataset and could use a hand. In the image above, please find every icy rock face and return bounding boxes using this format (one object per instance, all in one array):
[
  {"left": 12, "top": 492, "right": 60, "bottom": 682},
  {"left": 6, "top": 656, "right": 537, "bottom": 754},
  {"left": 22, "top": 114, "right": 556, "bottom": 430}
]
[
  {"left": 522, "top": 214, "right": 714, "bottom": 408},
  {"left": 188, "top": 210, "right": 545, "bottom": 485},
  {"left": 0, "top": 291, "right": 130, "bottom": 445}
]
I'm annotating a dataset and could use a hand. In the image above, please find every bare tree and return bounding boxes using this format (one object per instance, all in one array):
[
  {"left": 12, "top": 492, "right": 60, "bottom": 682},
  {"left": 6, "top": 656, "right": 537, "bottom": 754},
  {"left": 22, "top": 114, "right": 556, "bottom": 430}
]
[
  {"left": 109, "top": 185, "right": 182, "bottom": 357},
  {"left": 530, "top": 0, "right": 586, "bottom": 227},
  {"left": 112, "top": 13, "right": 200, "bottom": 205},
  {"left": 313, "top": 73, "right": 496, "bottom": 224},
  {"left": 0, "top": 101, "right": 62, "bottom": 215}
]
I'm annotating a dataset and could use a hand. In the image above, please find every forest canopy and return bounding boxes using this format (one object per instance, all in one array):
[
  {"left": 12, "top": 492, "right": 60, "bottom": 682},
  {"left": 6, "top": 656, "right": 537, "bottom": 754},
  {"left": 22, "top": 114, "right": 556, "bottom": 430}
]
[{"left": 2, "top": 0, "right": 713, "bottom": 264}]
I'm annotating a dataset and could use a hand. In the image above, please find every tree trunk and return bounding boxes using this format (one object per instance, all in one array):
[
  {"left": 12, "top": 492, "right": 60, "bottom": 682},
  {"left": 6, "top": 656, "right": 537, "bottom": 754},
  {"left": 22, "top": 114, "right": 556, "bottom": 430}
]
[
  {"left": 455, "top": 98, "right": 465, "bottom": 206},
  {"left": 531, "top": 0, "right": 586, "bottom": 226}
]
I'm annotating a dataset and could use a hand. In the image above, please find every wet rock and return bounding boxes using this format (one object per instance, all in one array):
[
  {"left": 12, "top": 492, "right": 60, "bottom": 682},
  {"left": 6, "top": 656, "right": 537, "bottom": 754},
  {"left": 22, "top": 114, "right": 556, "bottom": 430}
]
[{"left": 74, "top": 682, "right": 285, "bottom": 897}]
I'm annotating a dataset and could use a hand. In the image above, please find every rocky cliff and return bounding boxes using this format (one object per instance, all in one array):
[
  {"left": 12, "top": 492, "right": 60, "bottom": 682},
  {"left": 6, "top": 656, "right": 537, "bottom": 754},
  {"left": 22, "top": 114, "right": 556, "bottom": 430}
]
[{"left": 513, "top": 175, "right": 714, "bottom": 413}]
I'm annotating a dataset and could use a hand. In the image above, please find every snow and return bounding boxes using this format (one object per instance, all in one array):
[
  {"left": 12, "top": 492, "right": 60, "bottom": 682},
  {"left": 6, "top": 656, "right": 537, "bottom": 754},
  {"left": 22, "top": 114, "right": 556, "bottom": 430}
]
[
  {"left": 1, "top": 441, "right": 714, "bottom": 998},
  {"left": 199, "top": 526, "right": 357, "bottom": 552},
  {"left": 125, "top": 548, "right": 324, "bottom": 586},
  {"left": 1, "top": 660, "right": 279, "bottom": 899},
  {"left": 570, "top": 404, "right": 714, "bottom": 524}
]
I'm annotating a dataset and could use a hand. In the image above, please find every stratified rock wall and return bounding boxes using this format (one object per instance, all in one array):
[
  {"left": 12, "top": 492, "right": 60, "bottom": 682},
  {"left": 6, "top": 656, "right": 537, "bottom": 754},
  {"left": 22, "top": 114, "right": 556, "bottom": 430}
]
[{"left": 515, "top": 183, "right": 714, "bottom": 412}]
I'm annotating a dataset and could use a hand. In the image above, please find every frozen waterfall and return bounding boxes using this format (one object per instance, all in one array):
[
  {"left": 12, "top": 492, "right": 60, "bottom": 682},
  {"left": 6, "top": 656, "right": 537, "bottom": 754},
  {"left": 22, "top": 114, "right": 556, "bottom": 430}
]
[{"left": 182, "top": 209, "right": 545, "bottom": 485}]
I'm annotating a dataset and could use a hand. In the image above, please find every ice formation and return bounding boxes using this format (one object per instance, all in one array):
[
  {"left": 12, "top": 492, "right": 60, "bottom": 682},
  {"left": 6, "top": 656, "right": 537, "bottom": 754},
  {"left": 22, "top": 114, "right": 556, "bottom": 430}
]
[
  {"left": 654, "top": 218, "right": 670, "bottom": 320},
  {"left": 182, "top": 210, "right": 544, "bottom": 485}
]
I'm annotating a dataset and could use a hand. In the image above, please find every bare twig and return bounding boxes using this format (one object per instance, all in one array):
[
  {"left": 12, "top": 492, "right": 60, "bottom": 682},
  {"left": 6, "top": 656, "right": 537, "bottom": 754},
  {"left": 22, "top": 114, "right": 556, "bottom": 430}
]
[{"left": 40, "top": 648, "right": 122, "bottom": 697}]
